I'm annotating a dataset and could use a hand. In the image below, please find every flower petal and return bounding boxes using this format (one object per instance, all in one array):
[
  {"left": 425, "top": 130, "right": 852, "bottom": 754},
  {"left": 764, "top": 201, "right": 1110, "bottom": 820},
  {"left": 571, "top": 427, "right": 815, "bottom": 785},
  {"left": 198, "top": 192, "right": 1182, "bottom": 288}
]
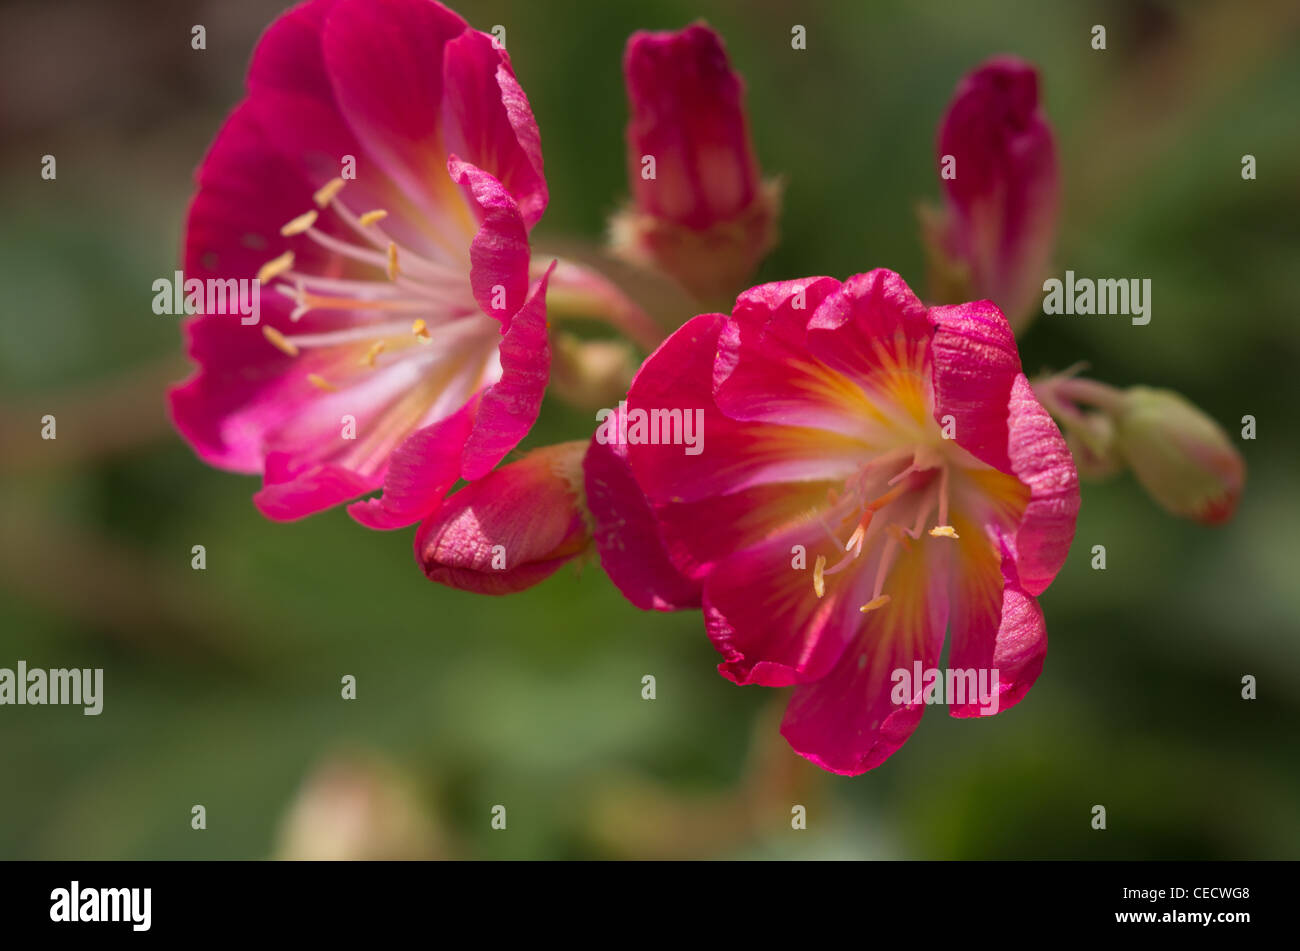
[
  {"left": 627, "top": 313, "right": 863, "bottom": 504},
  {"left": 172, "top": 100, "right": 356, "bottom": 473},
  {"left": 582, "top": 411, "right": 702, "bottom": 611},
  {"left": 439, "top": 29, "right": 547, "bottom": 228},
  {"left": 448, "top": 157, "right": 531, "bottom": 324},
  {"left": 780, "top": 536, "right": 952, "bottom": 775},
  {"left": 320, "top": 0, "right": 470, "bottom": 231},
  {"left": 806, "top": 270, "right": 934, "bottom": 399},
  {"left": 460, "top": 263, "right": 554, "bottom": 480},
  {"left": 928, "top": 298, "right": 1021, "bottom": 472},
  {"left": 345, "top": 398, "right": 479, "bottom": 530},
  {"left": 1006, "top": 373, "right": 1079, "bottom": 595},
  {"left": 713, "top": 277, "right": 879, "bottom": 435},
  {"left": 946, "top": 530, "right": 1047, "bottom": 718}
]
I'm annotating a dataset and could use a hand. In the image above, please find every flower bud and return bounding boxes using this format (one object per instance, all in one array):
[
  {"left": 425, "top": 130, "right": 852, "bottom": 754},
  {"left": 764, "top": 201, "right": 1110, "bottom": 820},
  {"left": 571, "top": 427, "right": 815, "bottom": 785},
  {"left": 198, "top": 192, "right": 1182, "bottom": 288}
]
[
  {"left": 923, "top": 56, "right": 1058, "bottom": 333},
  {"left": 611, "top": 23, "right": 779, "bottom": 302},
  {"left": 415, "top": 441, "right": 591, "bottom": 593},
  {"left": 1113, "top": 387, "right": 1245, "bottom": 524}
]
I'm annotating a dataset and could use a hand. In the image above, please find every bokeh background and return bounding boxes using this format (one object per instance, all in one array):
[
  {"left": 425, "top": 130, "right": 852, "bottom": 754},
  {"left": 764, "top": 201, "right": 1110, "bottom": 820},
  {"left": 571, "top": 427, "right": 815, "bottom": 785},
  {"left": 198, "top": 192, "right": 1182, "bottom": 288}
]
[{"left": 1, "top": 0, "right": 1298, "bottom": 859}]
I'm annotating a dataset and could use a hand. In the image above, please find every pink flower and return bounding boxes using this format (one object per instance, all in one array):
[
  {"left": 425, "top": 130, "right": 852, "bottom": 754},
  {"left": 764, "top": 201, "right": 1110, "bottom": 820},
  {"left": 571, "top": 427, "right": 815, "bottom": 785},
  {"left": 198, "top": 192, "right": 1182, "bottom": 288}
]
[
  {"left": 610, "top": 23, "right": 780, "bottom": 303},
  {"left": 921, "top": 56, "right": 1058, "bottom": 333},
  {"left": 169, "top": 0, "right": 552, "bottom": 528},
  {"left": 416, "top": 441, "right": 591, "bottom": 594},
  {"left": 595, "top": 270, "right": 1080, "bottom": 774}
]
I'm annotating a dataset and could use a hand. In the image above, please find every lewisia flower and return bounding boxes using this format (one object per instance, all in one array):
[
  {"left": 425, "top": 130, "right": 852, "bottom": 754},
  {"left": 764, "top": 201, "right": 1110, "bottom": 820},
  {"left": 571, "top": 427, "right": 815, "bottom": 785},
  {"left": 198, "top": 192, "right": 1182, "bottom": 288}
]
[
  {"left": 610, "top": 23, "right": 780, "bottom": 304},
  {"left": 170, "top": 0, "right": 552, "bottom": 528},
  {"left": 921, "top": 56, "right": 1058, "bottom": 333},
  {"left": 595, "top": 270, "right": 1080, "bottom": 774}
]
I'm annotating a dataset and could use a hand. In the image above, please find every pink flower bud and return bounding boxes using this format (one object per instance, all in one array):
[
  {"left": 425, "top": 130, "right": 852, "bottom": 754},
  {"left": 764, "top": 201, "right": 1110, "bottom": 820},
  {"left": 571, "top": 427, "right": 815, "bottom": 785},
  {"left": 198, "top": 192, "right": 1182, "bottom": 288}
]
[
  {"left": 924, "top": 56, "right": 1058, "bottom": 332},
  {"left": 415, "top": 442, "right": 591, "bottom": 593},
  {"left": 611, "top": 23, "right": 779, "bottom": 302}
]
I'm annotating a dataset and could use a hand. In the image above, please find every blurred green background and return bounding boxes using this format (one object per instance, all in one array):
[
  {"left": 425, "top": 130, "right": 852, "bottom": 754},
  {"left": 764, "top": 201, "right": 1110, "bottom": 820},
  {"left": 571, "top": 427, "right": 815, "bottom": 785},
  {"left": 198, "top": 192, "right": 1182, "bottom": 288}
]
[{"left": 1, "top": 0, "right": 1298, "bottom": 859}]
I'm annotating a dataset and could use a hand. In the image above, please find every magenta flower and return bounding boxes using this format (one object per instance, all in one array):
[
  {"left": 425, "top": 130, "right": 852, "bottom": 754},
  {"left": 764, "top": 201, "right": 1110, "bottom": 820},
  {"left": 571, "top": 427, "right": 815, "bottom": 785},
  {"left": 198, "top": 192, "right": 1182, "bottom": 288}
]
[
  {"left": 922, "top": 56, "right": 1058, "bottom": 332},
  {"left": 594, "top": 270, "right": 1080, "bottom": 774},
  {"left": 170, "top": 0, "right": 552, "bottom": 528},
  {"left": 610, "top": 23, "right": 780, "bottom": 303}
]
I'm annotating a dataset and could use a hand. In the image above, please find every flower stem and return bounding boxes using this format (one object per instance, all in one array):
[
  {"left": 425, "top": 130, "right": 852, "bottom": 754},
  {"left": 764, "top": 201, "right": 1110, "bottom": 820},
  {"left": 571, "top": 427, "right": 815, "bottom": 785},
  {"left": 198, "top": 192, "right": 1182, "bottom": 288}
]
[{"left": 538, "top": 257, "right": 667, "bottom": 352}]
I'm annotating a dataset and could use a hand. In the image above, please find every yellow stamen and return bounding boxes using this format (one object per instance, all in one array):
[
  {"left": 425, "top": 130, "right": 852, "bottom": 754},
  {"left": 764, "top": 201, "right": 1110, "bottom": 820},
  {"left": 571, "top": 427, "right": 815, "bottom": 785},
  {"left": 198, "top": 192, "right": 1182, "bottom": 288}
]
[
  {"left": 313, "top": 177, "right": 346, "bottom": 208},
  {"left": 358, "top": 209, "right": 389, "bottom": 227},
  {"left": 812, "top": 555, "right": 827, "bottom": 599},
  {"left": 928, "top": 525, "right": 960, "bottom": 539},
  {"left": 279, "top": 210, "right": 318, "bottom": 237},
  {"left": 386, "top": 242, "right": 400, "bottom": 280},
  {"left": 411, "top": 318, "right": 430, "bottom": 340},
  {"left": 361, "top": 341, "right": 386, "bottom": 367},
  {"left": 261, "top": 325, "right": 298, "bottom": 357},
  {"left": 256, "top": 250, "right": 295, "bottom": 284},
  {"left": 307, "top": 373, "right": 337, "bottom": 392},
  {"left": 859, "top": 595, "right": 892, "bottom": 614}
]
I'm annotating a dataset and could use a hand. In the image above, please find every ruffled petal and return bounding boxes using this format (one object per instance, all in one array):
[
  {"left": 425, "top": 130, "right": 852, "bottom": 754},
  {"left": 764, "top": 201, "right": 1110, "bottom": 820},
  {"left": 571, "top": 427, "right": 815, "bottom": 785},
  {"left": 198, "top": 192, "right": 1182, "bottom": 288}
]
[
  {"left": 714, "top": 277, "right": 882, "bottom": 436},
  {"left": 439, "top": 29, "right": 547, "bottom": 227},
  {"left": 448, "top": 157, "right": 531, "bottom": 323},
  {"left": 460, "top": 263, "right": 553, "bottom": 480},
  {"left": 1005, "top": 372, "right": 1079, "bottom": 595},
  {"left": 928, "top": 298, "right": 1021, "bottom": 472},
  {"left": 626, "top": 313, "right": 863, "bottom": 504},
  {"left": 805, "top": 270, "right": 933, "bottom": 410}
]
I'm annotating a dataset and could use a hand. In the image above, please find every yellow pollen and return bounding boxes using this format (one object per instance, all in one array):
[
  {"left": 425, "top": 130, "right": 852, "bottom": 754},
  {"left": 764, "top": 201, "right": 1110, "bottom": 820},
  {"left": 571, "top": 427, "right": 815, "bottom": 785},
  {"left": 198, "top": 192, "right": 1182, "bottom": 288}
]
[
  {"left": 358, "top": 209, "right": 389, "bottom": 227},
  {"left": 307, "top": 373, "right": 337, "bottom": 392},
  {"left": 313, "top": 177, "right": 346, "bottom": 208},
  {"left": 928, "top": 525, "right": 960, "bottom": 539},
  {"left": 361, "top": 340, "right": 386, "bottom": 367},
  {"left": 386, "top": 242, "right": 400, "bottom": 280},
  {"left": 411, "top": 318, "right": 430, "bottom": 340},
  {"left": 261, "top": 325, "right": 298, "bottom": 357},
  {"left": 859, "top": 595, "right": 892, "bottom": 614},
  {"left": 256, "top": 250, "right": 295, "bottom": 284},
  {"left": 279, "top": 210, "right": 318, "bottom": 237},
  {"left": 813, "top": 555, "right": 827, "bottom": 599}
]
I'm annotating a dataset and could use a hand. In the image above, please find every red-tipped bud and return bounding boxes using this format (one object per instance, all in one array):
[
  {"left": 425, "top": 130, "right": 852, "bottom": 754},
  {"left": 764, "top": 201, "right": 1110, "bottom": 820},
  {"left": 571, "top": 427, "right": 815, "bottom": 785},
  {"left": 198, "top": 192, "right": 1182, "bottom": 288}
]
[
  {"left": 923, "top": 56, "right": 1059, "bottom": 332},
  {"left": 415, "top": 442, "right": 591, "bottom": 594},
  {"left": 611, "top": 23, "right": 779, "bottom": 302}
]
